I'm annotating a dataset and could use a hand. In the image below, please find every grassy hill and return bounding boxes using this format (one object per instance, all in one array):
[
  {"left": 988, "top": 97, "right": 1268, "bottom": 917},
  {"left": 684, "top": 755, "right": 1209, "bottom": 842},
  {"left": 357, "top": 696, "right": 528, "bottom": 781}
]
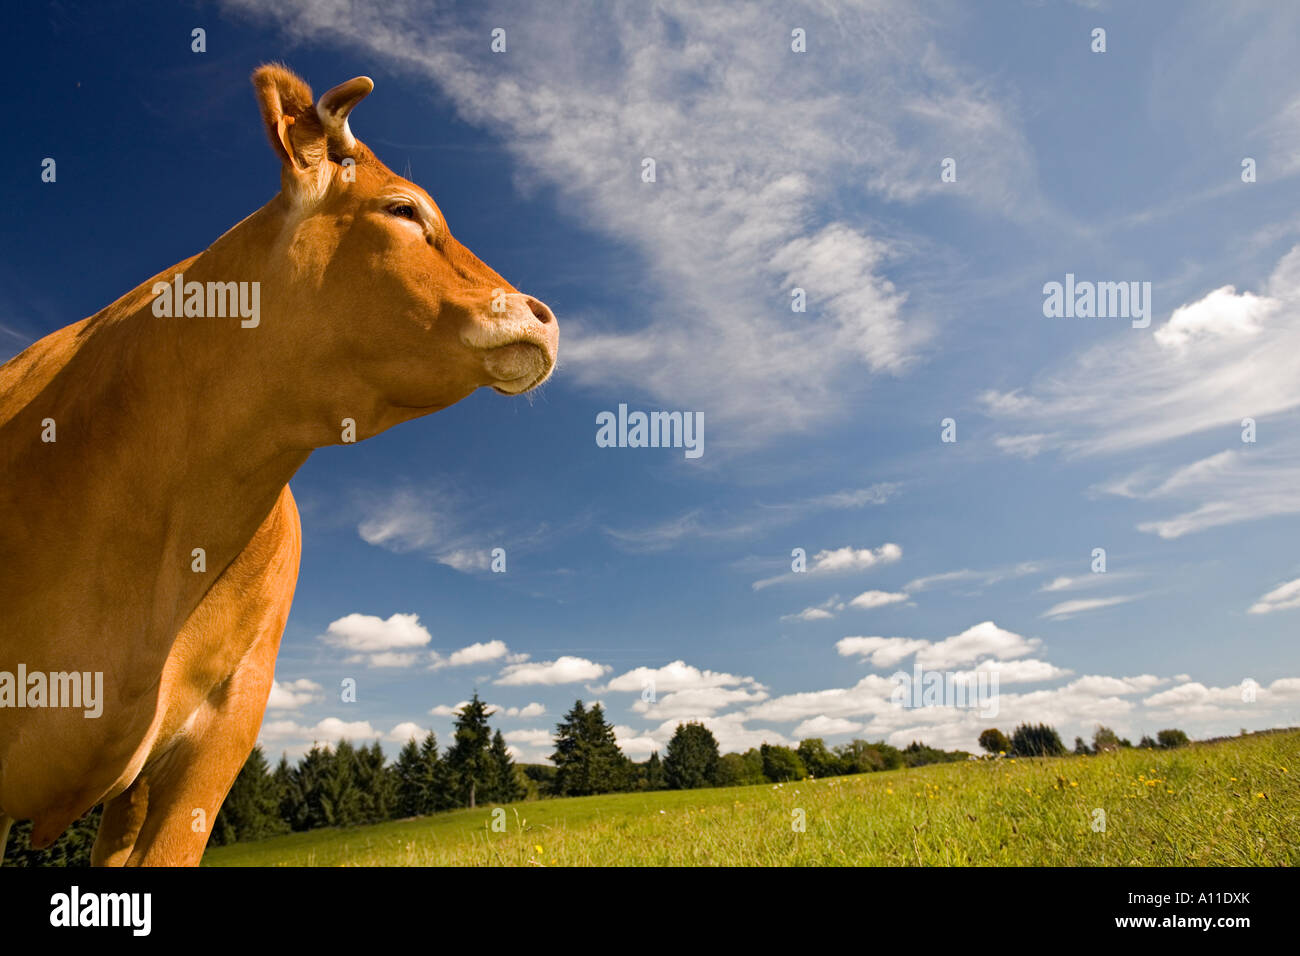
[{"left": 202, "top": 729, "right": 1298, "bottom": 866}]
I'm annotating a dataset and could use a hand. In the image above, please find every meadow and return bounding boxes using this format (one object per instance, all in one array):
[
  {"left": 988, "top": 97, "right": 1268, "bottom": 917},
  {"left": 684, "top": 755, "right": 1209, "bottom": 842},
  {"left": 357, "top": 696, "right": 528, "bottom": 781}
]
[{"left": 202, "top": 730, "right": 1297, "bottom": 866}]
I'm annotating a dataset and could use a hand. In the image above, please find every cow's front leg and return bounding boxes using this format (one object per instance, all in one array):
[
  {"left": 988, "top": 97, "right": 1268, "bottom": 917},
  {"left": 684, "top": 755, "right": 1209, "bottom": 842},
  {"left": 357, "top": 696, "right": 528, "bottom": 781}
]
[
  {"left": 106, "top": 621, "right": 282, "bottom": 867},
  {"left": 94, "top": 484, "right": 298, "bottom": 866}
]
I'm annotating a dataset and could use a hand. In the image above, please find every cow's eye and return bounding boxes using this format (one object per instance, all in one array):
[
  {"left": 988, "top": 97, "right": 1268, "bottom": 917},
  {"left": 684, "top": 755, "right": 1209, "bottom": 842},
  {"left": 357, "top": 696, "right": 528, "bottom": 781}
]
[{"left": 388, "top": 203, "right": 418, "bottom": 221}]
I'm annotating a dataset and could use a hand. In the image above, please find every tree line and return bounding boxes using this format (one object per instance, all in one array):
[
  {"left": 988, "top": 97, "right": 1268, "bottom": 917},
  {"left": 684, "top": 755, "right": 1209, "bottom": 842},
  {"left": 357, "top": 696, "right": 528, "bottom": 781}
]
[
  {"left": 211, "top": 692, "right": 520, "bottom": 845},
  {"left": 544, "top": 700, "right": 971, "bottom": 794},
  {"left": 976, "top": 723, "right": 1191, "bottom": 758},
  {"left": 2, "top": 696, "right": 1196, "bottom": 863}
]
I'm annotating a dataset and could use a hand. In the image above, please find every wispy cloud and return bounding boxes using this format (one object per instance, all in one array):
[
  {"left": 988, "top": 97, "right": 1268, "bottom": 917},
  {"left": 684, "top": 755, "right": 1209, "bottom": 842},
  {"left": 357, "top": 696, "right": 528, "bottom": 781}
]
[
  {"left": 754, "top": 542, "right": 902, "bottom": 590},
  {"left": 1041, "top": 595, "right": 1139, "bottom": 620},
  {"left": 1247, "top": 576, "right": 1300, "bottom": 615},
  {"left": 1095, "top": 447, "right": 1300, "bottom": 539},
  {"left": 220, "top": 0, "right": 1042, "bottom": 441},
  {"left": 904, "top": 561, "right": 1043, "bottom": 593},
  {"left": 357, "top": 485, "right": 548, "bottom": 570},
  {"left": 983, "top": 245, "right": 1300, "bottom": 459},
  {"left": 608, "top": 483, "right": 898, "bottom": 552}
]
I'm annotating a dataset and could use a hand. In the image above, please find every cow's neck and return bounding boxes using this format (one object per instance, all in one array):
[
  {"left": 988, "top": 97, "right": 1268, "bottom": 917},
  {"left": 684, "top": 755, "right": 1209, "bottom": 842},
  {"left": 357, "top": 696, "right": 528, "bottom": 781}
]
[{"left": 19, "top": 197, "right": 316, "bottom": 636}]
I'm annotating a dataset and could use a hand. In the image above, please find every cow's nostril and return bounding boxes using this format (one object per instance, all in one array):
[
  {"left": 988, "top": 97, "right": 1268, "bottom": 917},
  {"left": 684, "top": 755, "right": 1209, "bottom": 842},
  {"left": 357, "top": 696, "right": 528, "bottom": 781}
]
[{"left": 526, "top": 296, "right": 554, "bottom": 324}]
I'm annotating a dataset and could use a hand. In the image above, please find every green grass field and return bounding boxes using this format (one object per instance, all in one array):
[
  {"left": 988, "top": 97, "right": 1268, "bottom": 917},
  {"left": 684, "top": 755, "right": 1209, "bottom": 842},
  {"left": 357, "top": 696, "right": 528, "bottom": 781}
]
[{"left": 202, "top": 730, "right": 1298, "bottom": 866}]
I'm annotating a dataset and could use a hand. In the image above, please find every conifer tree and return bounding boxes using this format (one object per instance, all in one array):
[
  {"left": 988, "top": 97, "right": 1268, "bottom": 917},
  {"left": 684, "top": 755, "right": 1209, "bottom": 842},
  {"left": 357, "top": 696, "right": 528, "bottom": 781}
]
[
  {"left": 354, "top": 740, "right": 395, "bottom": 823},
  {"left": 394, "top": 736, "right": 426, "bottom": 817},
  {"left": 320, "top": 739, "right": 363, "bottom": 826},
  {"left": 446, "top": 693, "right": 496, "bottom": 808},
  {"left": 552, "top": 699, "right": 630, "bottom": 795},
  {"left": 273, "top": 753, "right": 298, "bottom": 829},
  {"left": 419, "top": 730, "right": 453, "bottom": 812},
  {"left": 644, "top": 750, "right": 666, "bottom": 790},
  {"left": 291, "top": 743, "right": 331, "bottom": 830},
  {"left": 663, "top": 721, "right": 720, "bottom": 789},
  {"left": 212, "top": 745, "right": 289, "bottom": 845},
  {"left": 490, "top": 729, "right": 524, "bottom": 802},
  {"left": 551, "top": 699, "right": 587, "bottom": 795}
]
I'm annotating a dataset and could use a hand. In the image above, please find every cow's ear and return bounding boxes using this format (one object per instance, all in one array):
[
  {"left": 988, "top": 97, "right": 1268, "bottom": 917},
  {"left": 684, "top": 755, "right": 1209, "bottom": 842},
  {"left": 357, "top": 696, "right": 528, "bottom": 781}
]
[{"left": 252, "top": 63, "right": 328, "bottom": 173}]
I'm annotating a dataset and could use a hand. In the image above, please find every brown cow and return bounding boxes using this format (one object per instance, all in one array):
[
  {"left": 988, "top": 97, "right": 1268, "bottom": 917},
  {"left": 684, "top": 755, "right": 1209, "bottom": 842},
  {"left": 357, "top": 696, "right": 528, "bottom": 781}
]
[{"left": 0, "top": 65, "right": 557, "bottom": 865}]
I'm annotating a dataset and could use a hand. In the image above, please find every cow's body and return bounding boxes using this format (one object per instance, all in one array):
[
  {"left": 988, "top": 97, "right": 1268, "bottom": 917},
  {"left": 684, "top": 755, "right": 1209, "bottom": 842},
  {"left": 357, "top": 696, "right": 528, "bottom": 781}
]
[{"left": 0, "top": 65, "right": 557, "bottom": 865}]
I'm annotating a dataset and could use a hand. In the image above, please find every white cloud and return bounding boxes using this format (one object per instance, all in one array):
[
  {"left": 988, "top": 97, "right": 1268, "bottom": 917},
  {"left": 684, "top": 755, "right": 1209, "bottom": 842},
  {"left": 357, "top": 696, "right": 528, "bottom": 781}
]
[
  {"left": 260, "top": 717, "right": 380, "bottom": 743},
  {"left": 1042, "top": 595, "right": 1139, "bottom": 619},
  {"left": 431, "top": 639, "right": 512, "bottom": 670},
  {"left": 746, "top": 673, "right": 900, "bottom": 723},
  {"left": 819, "top": 543, "right": 903, "bottom": 573},
  {"left": 848, "top": 590, "right": 909, "bottom": 610},
  {"left": 783, "top": 605, "right": 836, "bottom": 622},
  {"left": 388, "top": 721, "right": 430, "bottom": 742},
  {"left": 915, "top": 621, "right": 1040, "bottom": 669},
  {"left": 499, "top": 702, "right": 546, "bottom": 718},
  {"left": 616, "top": 485, "right": 899, "bottom": 555},
  {"left": 604, "top": 660, "right": 765, "bottom": 695},
  {"left": 356, "top": 651, "right": 422, "bottom": 668},
  {"left": 1065, "top": 675, "right": 1169, "bottom": 696},
  {"left": 603, "top": 661, "right": 768, "bottom": 719},
  {"left": 428, "top": 701, "right": 468, "bottom": 717},
  {"left": 612, "top": 725, "right": 663, "bottom": 760},
  {"left": 1248, "top": 576, "right": 1300, "bottom": 614},
  {"left": 836, "top": 636, "right": 931, "bottom": 669},
  {"left": 504, "top": 728, "right": 553, "bottom": 748},
  {"left": 756, "top": 542, "right": 902, "bottom": 590},
  {"left": 793, "top": 715, "right": 864, "bottom": 738},
  {"left": 495, "top": 656, "right": 610, "bottom": 686},
  {"left": 984, "top": 245, "right": 1300, "bottom": 462},
  {"left": 1140, "top": 678, "right": 1300, "bottom": 718},
  {"left": 836, "top": 623, "right": 1044, "bottom": 672},
  {"left": 321, "top": 612, "right": 432, "bottom": 652},
  {"left": 1095, "top": 448, "right": 1300, "bottom": 539},
  {"left": 994, "top": 433, "right": 1055, "bottom": 459},
  {"left": 956, "top": 658, "right": 1071, "bottom": 684},
  {"left": 1153, "top": 285, "right": 1273, "bottom": 350},
  {"left": 355, "top": 486, "right": 538, "bottom": 571},
  {"left": 633, "top": 685, "right": 769, "bottom": 720},
  {"left": 904, "top": 562, "right": 1042, "bottom": 593},
  {"left": 267, "top": 678, "right": 324, "bottom": 710}
]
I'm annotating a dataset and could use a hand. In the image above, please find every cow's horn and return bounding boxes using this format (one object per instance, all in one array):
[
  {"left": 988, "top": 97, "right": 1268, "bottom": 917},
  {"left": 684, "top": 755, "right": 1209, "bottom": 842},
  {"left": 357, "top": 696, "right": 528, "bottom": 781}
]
[{"left": 315, "top": 76, "right": 374, "bottom": 152}]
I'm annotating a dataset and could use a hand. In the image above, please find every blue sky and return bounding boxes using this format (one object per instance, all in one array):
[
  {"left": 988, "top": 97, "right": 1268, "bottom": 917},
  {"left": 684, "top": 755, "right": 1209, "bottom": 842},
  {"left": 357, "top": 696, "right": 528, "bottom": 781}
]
[{"left": 6, "top": 0, "right": 1300, "bottom": 763}]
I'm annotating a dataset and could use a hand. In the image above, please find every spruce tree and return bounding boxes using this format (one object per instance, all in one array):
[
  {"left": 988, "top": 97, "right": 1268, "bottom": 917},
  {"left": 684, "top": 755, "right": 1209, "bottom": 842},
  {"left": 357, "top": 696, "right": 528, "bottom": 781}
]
[
  {"left": 292, "top": 744, "right": 331, "bottom": 830},
  {"left": 394, "top": 736, "right": 426, "bottom": 817},
  {"left": 354, "top": 741, "right": 395, "bottom": 823},
  {"left": 320, "top": 739, "right": 363, "bottom": 827},
  {"left": 420, "top": 730, "right": 453, "bottom": 812},
  {"left": 211, "top": 745, "right": 289, "bottom": 845},
  {"left": 551, "top": 700, "right": 587, "bottom": 795},
  {"left": 644, "top": 750, "right": 666, "bottom": 790},
  {"left": 446, "top": 693, "right": 496, "bottom": 808},
  {"left": 490, "top": 729, "right": 524, "bottom": 802},
  {"left": 663, "top": 721, "right": 720, "bottom": 789},
  {"left": 273, "top": 753, "right": 298, "bottom": 830},
  {"left": 583, "top": 703, "right": 630, "bottom": 793}
]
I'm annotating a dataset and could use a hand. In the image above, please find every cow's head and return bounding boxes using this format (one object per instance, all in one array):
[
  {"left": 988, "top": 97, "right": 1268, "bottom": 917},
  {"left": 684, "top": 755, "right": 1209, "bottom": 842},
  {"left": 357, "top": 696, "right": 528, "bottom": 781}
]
[{"left": 249, "top": 64, "right": 557, "bottom": 433}]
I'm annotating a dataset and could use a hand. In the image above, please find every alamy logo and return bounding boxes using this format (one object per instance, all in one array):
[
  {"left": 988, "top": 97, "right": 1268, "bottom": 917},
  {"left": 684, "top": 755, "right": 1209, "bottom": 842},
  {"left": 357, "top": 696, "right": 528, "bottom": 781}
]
[
  {"left": 596, "top": 403, "right": 704, "bottom": 459},
  {"left": 0, "top": 665, "right": 103, "bottom": 718},
  {"left": 1042, "top": 273, "right": 1151, "bottom": 328},
  {"left": 49, "top": 886, "right": 151, "bottom": 936},
  {"left": 890, "top": 664, "right": 999, "bottom": 718},
  {"left": 151, "top": 272, "right": 260, "bottom": 328}
]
